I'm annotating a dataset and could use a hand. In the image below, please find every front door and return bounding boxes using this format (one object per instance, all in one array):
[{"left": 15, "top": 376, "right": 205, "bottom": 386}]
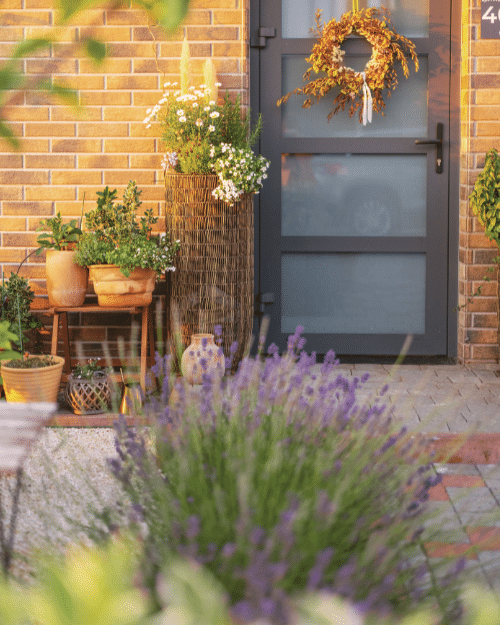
[{"left": 251, "top": 0, "right": 455, "bottom": 356}]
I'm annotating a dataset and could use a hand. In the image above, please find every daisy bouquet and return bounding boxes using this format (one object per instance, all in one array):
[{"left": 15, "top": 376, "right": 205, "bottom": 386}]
[{"left": 144, "top": 83, "right": 270, "bottom": 204}]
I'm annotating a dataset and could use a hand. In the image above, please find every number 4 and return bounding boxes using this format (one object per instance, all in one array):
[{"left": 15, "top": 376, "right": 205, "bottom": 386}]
[{"left": 483, "top": 5, "right": 500, "bottom": 23}]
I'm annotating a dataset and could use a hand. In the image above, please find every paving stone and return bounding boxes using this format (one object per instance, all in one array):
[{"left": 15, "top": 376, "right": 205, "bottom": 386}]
[
  {"left": 476, "top": 464, "right": 500, "bottom": 480},
  {"left": 473, "top": 370, "right": 500, "bottom": 383},
  {"left": 432, "top": 371, "right": 482, "bottom": 384},
  {"left": 457, "top": 511, "right": 500, "bottom": 526},
  {"left": 447, "top": 416, "right": 472, "bottom": 433},
  {"left": 446, "top": 487, "right": 499, "bottom": 513},
  {"left": 435, "top": 464, "right": 481, "bottom": 476}
]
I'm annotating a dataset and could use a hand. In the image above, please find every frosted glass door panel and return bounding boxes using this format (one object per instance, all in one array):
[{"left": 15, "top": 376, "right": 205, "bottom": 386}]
[
  {"left": 283, "top": 0, "right": 429, "bottom": 38},
  {"left": 282, "top": 154, "right": 427, "bottom": 236},
  {"left": 282, "top": 56, "right": 427, "bottom": 138},
  {"left": 281, "top": 253, "right": 426, "bottom": 334}
]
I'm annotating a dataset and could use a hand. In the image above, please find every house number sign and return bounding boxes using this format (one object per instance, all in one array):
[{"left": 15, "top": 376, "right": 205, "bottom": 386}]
[{"left": 481, "top": 0, "right": 500, "bottom": 39}]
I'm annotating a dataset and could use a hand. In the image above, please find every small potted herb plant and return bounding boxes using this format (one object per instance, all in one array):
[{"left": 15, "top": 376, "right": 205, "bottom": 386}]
[
  {"left": 36, "top": 212, "right": 88, "bottom": 307},
  {"left": 64, "top": 358, "right": 113, "bottom": 415},
  {"left": 74, "top": 181, "right": 180, "bottom": 307}
]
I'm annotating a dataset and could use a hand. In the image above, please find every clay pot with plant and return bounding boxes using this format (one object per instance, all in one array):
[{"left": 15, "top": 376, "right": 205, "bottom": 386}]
[
  {"left": 36, "top": 212, "right": 88, "bottom": 307},
  {"left": 0, "top": 274, "right": 65, "bottom": 402},
  {"left": 74, "top": 181, "right": 180, "bottom": 307}
]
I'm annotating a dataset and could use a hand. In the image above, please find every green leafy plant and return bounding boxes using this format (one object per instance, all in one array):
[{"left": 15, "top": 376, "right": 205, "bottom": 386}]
[
  {"left": 457, "top": 149, "right": 500, "bottom": 311},
  {"left": 74, "top": 181, "right": 180, "bottom": 278},
  {"left": 144, "top": 87, "right": 269, "bottom": 203},
  {"left": 0, "top": 273, "right": 41, "bottom": 354},
  {"left": 470, "top": 148, "right": 500, "bottom": 245},
  {"left": 35, "top": 212, "right": 82, "bottom": 253},
  {"left": 71, "top": 358, "right": 110, "bottom": 380}
]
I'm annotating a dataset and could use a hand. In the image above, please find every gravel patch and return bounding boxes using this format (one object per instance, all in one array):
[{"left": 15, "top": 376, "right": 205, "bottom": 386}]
[{"left": 0, "top": 427, "right": 128, "bottom": 580}]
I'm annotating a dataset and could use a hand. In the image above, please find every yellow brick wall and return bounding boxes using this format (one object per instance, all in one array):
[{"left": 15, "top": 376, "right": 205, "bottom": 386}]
[
  {"left": 0, "top": 0, "right": 249, "bottom": 357},
  {"left": 459, "top": 0, "right": 500, "bottom": 362}
]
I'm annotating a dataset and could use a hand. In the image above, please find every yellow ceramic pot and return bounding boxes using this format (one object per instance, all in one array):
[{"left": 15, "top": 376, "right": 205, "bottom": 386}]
[{"left": 1, "top": 356, "right": 65, "bottom": 403}]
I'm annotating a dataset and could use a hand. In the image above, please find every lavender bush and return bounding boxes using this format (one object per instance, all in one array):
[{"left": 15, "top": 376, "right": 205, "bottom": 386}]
[{"left": 109, "top": 325, "right": 464, "bottom": 624}]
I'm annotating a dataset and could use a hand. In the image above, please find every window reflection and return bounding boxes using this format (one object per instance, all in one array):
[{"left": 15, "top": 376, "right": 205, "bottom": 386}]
[
  {"left": 281, "top": 154, "right": 427, "bottom": 237},
  {"left": 281, "top": 56, "right": 427, "bottom": 138},
  {"left": 281, "top": 253, "right": 426, "bottom": 334},
  {"left": 282, "top": 0, "right": 429, "bottom": 38}
]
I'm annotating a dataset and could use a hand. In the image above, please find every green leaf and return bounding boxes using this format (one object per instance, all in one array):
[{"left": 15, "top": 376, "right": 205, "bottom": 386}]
[
  {"left": 0, "top": 120, "right": 20, "bottom": 150},
  {"left": 150, "top": 0, "right": 190, "bottom": 31},
  {"left": 0, "top": 67, "right": 23, "bottom": 91},
  {"left": 84, "top": 38, "right": 106, "bottom": 65},
  {"left": 12, "top": 38, "right": 53, "bottom": 59},
  {"left": 48, "top": 80, "right": 79, "bottom": 108},
  {"left": 56, "top": 0, "right": 96, "bottom": 23}
]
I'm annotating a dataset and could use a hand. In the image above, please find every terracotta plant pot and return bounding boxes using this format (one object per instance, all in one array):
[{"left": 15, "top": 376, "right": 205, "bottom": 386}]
[
  {"left": 89, "top": 265, "right": 156, "bottom": 307},
  {"left": 1, "top": 356, "right": 65, "bottom": 403},
  {"left": 180, "top": 333, "right": 224, "bottom": 385},
  {"left": 46, "top": 250, "right": 88, "bottom": 307}
]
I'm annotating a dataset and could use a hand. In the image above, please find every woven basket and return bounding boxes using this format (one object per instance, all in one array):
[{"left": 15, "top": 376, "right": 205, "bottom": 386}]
[
  {"left": 165, "top": 173, "right": 254, "bottom": 368},
  {"left": 65, "top": 371, "right": 112, "bottom": 415}
]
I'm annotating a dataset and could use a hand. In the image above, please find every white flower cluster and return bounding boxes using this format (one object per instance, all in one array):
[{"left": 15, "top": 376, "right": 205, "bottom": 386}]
[
  {"left": 161, "top": 152, "right": 178, "bottom": 171},
  {"left": 212, "top": 143, "right": 270, "bottom": 204},
  {"left": 143, "top": 82, "right": 221, "bottom": 128}
]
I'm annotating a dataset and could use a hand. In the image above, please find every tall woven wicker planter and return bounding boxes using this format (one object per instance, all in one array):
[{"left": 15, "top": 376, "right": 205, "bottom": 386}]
[{"left": 165, "top": 173, "right": 254, "bottom": 368}]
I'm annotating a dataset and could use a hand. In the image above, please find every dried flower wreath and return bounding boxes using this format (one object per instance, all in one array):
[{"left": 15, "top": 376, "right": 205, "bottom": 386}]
[{"left": 278, "top": 7, "right": 418, "bottom": 125}]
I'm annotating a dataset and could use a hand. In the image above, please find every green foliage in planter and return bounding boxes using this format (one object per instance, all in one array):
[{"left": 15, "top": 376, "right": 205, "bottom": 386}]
[
  {"left": 74, "top": 181, "right": 180, "bottom": 278},
  {"left": 35, "top": 212, "right": 82, "bottom": 253},
  {"left": 2, "top": 355, "right": 59, "bottom": 369},
  {"left": 0, "top": 273, "right": 41, "bottom": 354},
  {"left": 0, "top": 321, "right": 22, "bottom": 362},
  {"left": 71, "top": 358, "right": 111, "bottom": 380},
  {"left": 469, "top": 148, "right": 500, "bottom": 247}
]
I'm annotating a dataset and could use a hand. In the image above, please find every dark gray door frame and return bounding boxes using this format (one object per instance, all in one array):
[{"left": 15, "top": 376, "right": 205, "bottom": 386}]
[{"left": 250, "top": 0, "right": 461, "bottom": 358}]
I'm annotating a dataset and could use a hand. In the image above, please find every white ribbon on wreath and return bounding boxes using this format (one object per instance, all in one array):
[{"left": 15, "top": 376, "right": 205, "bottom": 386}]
[{"left": 361, "top": 71, "right": 373, "bottom": 126}]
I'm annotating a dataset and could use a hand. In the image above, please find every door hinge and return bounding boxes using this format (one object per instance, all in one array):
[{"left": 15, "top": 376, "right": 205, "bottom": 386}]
[
  {"left": 255, "top": 292, "right": 274, "bottom": 316},
  {"left": 250, "top": 27, "right": 276, "bottom": 49}
]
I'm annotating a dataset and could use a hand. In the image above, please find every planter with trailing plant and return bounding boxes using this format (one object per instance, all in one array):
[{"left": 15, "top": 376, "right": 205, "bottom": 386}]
[
  {"left": 64, "top": 358, "right": 113, "bottom": 415},
  {"left": 144, "top": 76, "right": 270, "bottom": 365},
  {"left": 74, "top": 182, "right": 180, "bottom": 307},
  {"left": 36, "top": 211, "right": 87, "bottom": 307}
]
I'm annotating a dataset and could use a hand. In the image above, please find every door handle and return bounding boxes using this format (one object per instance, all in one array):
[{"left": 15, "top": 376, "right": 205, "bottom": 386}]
[{"left": 415, "top": 123, "right": 443, "bottom": 174}]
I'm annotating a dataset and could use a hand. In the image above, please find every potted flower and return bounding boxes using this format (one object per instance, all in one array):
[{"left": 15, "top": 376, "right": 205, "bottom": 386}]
[
  {"left": 144, "top": 65, "right": 270, "bottom": 364},
  {"left": 74, "top": 181, "right": 180, "bottom": 307},
  {"left": 36, "top": 211, "right": 88, "bottom": 307},
  {"left": 64, "top": 358, "right": 113, "bottom": 415}
]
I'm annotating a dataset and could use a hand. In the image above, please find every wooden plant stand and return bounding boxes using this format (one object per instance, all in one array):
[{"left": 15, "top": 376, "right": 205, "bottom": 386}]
[{"left": 44, "top": 304, "right": 155, "bottom": 390}]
